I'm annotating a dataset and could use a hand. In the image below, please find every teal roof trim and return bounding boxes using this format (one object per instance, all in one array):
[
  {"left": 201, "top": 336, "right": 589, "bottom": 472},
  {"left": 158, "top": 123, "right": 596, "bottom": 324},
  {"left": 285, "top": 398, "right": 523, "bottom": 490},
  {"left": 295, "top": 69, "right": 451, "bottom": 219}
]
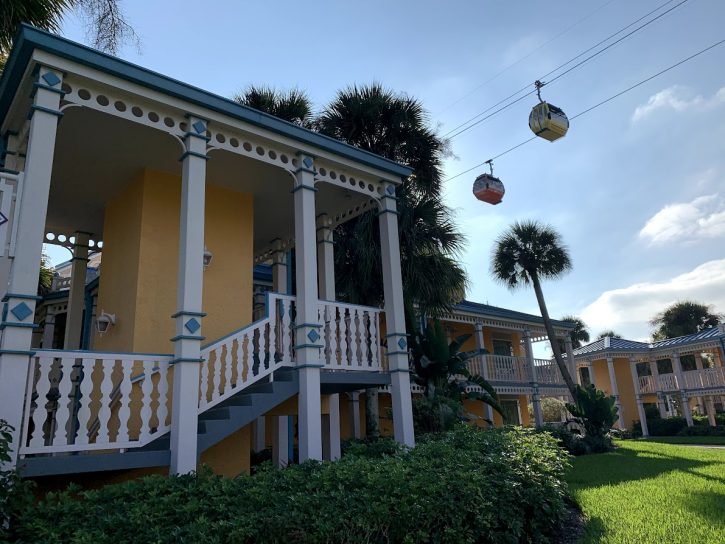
[
  {"left": 453, "top": 300, "right": 576, "bottom": 330},
  {"left": 573, "top": 327, "right": 724, "bottom": 357},
  {"left": 0, "top": 25, "right": 412, "bottom": 179}
]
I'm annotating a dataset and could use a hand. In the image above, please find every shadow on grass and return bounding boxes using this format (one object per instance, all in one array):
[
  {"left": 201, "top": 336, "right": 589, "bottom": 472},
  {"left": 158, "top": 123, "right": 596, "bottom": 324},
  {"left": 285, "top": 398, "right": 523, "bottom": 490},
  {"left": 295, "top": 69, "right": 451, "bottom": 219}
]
[
  {"left": 680, "top": 490, "right": 725, "bottom": 529},
  {"left": 568, "top": 445, "right": 723, "bottom": 490},
  {"left": 579, "top": 515, "right": 606, "bottom": 544}
]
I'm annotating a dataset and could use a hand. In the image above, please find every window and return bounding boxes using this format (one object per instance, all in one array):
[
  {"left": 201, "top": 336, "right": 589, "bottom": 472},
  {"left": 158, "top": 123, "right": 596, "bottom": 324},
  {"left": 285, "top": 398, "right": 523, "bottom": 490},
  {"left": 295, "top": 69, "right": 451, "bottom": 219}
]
[
  {"left": 501, "top": 400, "right": 521, "bottom": 425},
  {"left": 492, "top": 339, "right": 513, "bottom": 356}
]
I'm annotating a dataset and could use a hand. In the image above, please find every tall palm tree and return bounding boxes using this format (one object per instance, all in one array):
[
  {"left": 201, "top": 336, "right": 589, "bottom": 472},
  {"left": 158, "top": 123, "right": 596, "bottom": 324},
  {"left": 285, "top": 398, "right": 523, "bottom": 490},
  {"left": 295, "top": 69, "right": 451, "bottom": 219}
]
[
  {"left": 317, "top": 83, "right": 466, "bottom": 314},
  {"left": 560, "top": 315, "right": 589, "bottom": 349},
  {"left": 597, "top": 330, "right": 622, "bottom": 340},
  {"left": 649, "top": 300, "right": 722, "bottom": 340},
  {"left": 491, "top": 220, "right": 577, "bottom": 399},
  {"left": 233, "top": 86, "right": 314, "bottom": 128}
]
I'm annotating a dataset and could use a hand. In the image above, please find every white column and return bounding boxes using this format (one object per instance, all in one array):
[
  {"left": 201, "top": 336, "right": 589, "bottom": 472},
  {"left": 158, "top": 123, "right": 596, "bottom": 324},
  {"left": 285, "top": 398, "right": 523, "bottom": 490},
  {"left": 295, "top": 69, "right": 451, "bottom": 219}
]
[
  {"left": 474, "top": 322, "right": 494, "bottom": 425},
  {"left": 705, "top": 396, "right": 717, "bottom": 427},
  {"left": 317, "top": 213, "right": 341, "bottom": 461},
  {"left": 694, "top": 354, "right": 705, "bottom": 415},
  {"left": 270, "top": 241, "right": 288, "bottom": 466},
  {"left": 378, "top": 183, "right": 414, "bottom": 446},
  {"left": 41, "top": 307, "right": 57, "bottom": 348},
  {"left": 169, "top": 115, "right": 208, "bottom": 475},
  {"left": 606, "top": 357, "right": 625, "bottom": 429},
  {"left": 63, "top": 232, "right": 90, "bottom": 349},
  {"left": 629, "top": 358, "right": 648, "bottom": 437},
  {"left": 253, "top": 419, "right": 266, "bottom": 452},
  {"left": 649, "top": 358, "right": 667, "bottom": 418},
  {"left": 349, "top": 391, "right": 362, "bottom": 439},
  {"left": 0, "top": 66, "right": 62, "bottom": 467},
  {"left": 574, "top": 364, "right": 583, "bottom": 385},
  {"left": 587, "top": 361, "right": 597, "bottom": 388},
  {"left": 524, "top": 330, "right": 543, "bottom": 427},
  {"left": 294, "top": 152, "right": 323, "bottom": 462},
  {"left": 671, "top": 351, "right": 693, "bottom": 427}
]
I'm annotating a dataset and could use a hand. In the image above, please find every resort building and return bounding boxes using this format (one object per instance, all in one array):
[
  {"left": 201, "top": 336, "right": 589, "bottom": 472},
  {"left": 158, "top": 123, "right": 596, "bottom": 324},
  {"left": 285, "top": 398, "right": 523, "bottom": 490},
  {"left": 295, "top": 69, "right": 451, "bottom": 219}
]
[
  {"left": 573, "top": 328, "right": 725, "bottom": 435},
  {"left": 0, "top": 25, "right": 574, "bottom": 484}
]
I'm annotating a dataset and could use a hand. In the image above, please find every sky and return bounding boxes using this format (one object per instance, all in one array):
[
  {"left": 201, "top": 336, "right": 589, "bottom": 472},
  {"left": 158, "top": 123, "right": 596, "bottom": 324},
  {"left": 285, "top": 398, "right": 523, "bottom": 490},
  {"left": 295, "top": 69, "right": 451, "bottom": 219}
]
[{"left": 50, "top": 0, "right": 725, "bottom": 344}]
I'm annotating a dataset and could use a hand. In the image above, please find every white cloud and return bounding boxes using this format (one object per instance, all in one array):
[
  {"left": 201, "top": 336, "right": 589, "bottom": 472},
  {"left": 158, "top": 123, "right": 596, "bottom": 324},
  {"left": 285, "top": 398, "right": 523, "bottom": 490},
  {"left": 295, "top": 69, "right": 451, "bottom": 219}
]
[
  {"left": 580, "top": 259, "right": 725, "bottom": 341},
  {"left": 632, "top": 85, "right": 725, "bottom": 122},
  {"left": 638, "top": 194, "right": 725, "bottom": 246}
]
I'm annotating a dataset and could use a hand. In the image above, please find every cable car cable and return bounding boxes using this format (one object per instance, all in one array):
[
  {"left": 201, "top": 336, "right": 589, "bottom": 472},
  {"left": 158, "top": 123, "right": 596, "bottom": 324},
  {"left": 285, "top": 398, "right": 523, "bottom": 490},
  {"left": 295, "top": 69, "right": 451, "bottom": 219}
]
[
  {"left": 445, "top": 36, "right": 725, "bottom": 183},
  {"left": 443, "top": 0, "right": 691, "bottom": 140}
]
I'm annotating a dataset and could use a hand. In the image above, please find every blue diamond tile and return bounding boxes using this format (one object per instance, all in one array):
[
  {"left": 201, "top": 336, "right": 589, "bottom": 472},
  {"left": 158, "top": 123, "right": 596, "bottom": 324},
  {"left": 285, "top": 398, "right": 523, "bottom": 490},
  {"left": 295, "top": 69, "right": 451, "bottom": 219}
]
[
  {"left": 386, "top": 185, "right": 396, "bottom": 195},
  {"left": 185, "top": 318, "right": 201, "bottom": 334},
  {"left": 303, "top": 156, "right": 314, "bottom": 169},
  {"left": 397, "top": 337, "right": 407, "bottom": 350},
  {"left": 0, "top": 212, "right": 7, "bottom": 226},
  {"left": 192, "top": 120, "right": 207, "bottom": 134},
  {"left": 42, "top": 72, "right": 61, "bottom": 87},
  {"left": 307, "top": 329, "right": 320, "bottom": 343},
  {"left": 10, "top": 302, "right": 32, "bottom": 321}
]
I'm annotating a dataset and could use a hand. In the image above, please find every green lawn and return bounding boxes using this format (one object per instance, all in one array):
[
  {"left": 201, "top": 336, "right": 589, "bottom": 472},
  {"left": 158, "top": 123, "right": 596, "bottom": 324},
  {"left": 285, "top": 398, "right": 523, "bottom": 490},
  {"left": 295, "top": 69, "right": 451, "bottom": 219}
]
[
  {"left": 567, "top": 440, "right": 725, "bottom": 543},
  {"left": 644, "top": 436, "right": 725, "bottom": 446}
]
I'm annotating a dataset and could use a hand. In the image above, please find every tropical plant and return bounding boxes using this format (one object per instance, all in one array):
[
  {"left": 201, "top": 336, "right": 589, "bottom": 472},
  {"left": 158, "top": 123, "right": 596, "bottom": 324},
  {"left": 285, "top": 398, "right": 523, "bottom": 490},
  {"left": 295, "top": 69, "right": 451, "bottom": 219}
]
[
  {"left": 597, "top": 330, "right": 622, "bottom": 339},
  {"left": 565, "top": 384, "right": 618, "bottom": 440},
  {"left": 1, "top": 420, "right": 34, "bottom": 537},
  {"left": 408, "top": 318, "right": 502, "bottom": 433},
  {"left": 559, "top": 315, "right": 589, "bottom": 349},
  {"left": 491, "top": 220, "right": 577, "bottom": 399},
  {"left": 233, "top": 85, "right": 314, "bottom": 128},
  {"left": 37, "top": 251, "right": 53, "bottom": 295},
  {"left": 0, "top": 0, "right": 137, "bottom": 64},
  {"left": 650, "top": 300, "right": 722, "bottom": 340}
]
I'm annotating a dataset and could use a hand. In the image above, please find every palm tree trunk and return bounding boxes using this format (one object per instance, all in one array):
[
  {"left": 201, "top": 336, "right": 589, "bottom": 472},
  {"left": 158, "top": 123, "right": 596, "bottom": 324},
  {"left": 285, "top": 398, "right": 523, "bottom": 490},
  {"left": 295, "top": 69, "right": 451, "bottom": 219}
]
[{"left": 530, "top": 273, "right": 578, "bottom": 400}]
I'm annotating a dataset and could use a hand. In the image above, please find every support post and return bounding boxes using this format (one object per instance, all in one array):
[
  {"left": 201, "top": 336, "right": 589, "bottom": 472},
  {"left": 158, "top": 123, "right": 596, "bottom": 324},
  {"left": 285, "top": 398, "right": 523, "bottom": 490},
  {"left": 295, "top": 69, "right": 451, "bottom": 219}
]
[
  {"left": 270, "top": 240, "right": 288, "bottom": 466},
  {"left": 474, "top": 321, "right": 494, "bottom": 425},
  {"left": 169, "top": 115, "right": 208, "bottom": 475},
  {"left": 378, "top": 183, "right": 414, "bottom": 446},
  {"left": 294, "top": 153, "right": 323, "bottom": 462},
  {"left": 349, "top": 391, "right": 362, "bottom": 439},
  {"left": 606, "top": 357, "right": 625, "bottom": 429},
  {"left": 649, "top": 358, "right": 667, "bottom": 418},
  {"left": 705, "top": 396, "right": 717, "bottom": 427},
  {"left": 694, "top": 354, "right": 705, "bottom": 415},
  {"left": 0, "top": 67, "right": 62, "bottom": 467},
  {"left": 41, "top": 307, "right": 57, "bottom": 348},
  {"left": 63, "top": 232, "right": 90, "bottom": 349},
  {"left": 587, "top": 361, "right": 597, "bottom": 388},
  {"left": 524, "top": 330, "right": 543, "bottom": 427},
  {"left": 671, "top": 351, "right": 693, "bottom": 427},
  {"left": 629, "top": 358, "right": 648, "bottom": 437}
]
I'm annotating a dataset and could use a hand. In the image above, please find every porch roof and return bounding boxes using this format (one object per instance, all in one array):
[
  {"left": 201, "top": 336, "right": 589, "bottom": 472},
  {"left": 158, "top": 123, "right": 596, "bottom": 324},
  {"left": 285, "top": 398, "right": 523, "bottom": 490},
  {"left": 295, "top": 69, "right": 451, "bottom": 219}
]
[
  {"left": 0, "top": 24, "right": 412, "bottom": 180},
  {"left": 453, "top": 300, "right": 576, "bottom": 330}
]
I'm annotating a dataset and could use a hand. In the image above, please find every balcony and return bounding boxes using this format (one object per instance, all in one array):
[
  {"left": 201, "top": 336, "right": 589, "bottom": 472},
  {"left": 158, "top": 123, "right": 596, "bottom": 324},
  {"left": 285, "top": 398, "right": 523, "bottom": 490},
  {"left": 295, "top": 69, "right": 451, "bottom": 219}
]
[{"left": 638, "top": 367, "right": 725, "bottom": 394}]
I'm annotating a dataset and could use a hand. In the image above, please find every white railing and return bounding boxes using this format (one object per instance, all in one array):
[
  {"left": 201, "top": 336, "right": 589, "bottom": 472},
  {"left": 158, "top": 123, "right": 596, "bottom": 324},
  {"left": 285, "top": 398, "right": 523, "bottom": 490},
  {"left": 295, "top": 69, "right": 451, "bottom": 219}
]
[
  {"left": 639, "top": 375, "right": 655, "bottom": 394},
  {"left": 683, "top": 367, "right": 725, "bottom": 390},
  {"left": 51, "top": 276, "right": 72, "bottom": 290},
  {"left": 319, "top": 301, "right": 383, "bottom": 371},
  {"left": 199, "top": 293, "right": 296, "bottom": 412},
  {"left": 658, "top": 373, "right": 679, "bottom": 392},
  {"left": 20, "top": 350, "right": 172, "bottom": 455},
  {"left": 486, "top": 355, "right": 530, "bottom": 382},
  {"left": 534, "top": 359, "right": 563, "bottom": 384}
]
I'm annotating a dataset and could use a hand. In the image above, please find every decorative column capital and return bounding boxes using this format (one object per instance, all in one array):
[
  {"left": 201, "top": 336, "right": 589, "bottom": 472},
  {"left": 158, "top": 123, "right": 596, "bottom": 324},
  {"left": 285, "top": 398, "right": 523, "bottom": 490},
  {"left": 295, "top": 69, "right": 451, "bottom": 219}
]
[{"left": 295, "top": 152, "right": 316, "bottom": 175}]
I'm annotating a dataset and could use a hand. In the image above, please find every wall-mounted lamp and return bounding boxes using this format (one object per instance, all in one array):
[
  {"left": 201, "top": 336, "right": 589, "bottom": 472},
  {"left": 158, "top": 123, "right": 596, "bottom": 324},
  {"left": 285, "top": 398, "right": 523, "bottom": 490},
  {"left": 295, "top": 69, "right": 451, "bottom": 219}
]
[
  {"left": 203, "top": 246, "right": 213, "bottom": 270},
  {"left": 96, "top": 311, "right": 116, "bottom": 335}
]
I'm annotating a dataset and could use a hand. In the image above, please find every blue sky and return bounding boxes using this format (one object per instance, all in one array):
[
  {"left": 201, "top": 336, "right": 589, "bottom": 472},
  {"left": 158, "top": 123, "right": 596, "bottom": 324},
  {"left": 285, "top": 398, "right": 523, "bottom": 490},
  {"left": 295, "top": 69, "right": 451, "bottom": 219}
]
[{"left": 51, "top": 0, "right": 725, "bottom": 342}]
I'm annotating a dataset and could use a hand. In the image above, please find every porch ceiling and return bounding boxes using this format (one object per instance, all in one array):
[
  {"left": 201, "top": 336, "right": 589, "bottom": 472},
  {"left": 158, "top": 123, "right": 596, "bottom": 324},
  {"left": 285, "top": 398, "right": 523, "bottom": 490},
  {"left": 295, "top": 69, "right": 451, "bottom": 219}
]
[{"left": 46, "top": 106, "right": 372, "bottom": 252}]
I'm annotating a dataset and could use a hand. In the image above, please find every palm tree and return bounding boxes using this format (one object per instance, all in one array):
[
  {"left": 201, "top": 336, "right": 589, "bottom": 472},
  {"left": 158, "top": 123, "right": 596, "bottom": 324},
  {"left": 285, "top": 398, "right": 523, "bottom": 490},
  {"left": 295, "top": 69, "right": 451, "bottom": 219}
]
[
  {"left": 597, "top": 330, "right": 622, "bottom": 340},
  {"left": 650, "top": 300, "right": 722, "bottom": 340},
  {"left": 491, "top": 220, "right": 577, "bottom": 399},
  {"left": 317, "top": 83, "right": 466, "bottom": 315},
  {"left": 560, "top": 315, "right": 589, "bottom": 349},
  {"left": 233, "top": 86, "right": 314, "bottom": 128}
]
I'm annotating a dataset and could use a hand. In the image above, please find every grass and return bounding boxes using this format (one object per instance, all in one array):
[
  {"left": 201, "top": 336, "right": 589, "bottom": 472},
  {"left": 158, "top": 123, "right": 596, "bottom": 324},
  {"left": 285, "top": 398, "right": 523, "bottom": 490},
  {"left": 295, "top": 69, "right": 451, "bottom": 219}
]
[
  {"left": 645, "top": 436, "right": 725, "bottom": 446},
  {"left": 567, "top": 440, "right": 725, "bottom": 543}
]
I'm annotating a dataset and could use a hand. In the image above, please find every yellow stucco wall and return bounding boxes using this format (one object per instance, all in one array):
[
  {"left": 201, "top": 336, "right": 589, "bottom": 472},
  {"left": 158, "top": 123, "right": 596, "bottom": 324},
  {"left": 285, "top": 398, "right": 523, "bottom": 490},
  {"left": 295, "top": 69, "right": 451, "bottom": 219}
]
[
  {"left": 200, "top": 424, "right": 251, "bottom": 477},
  {"left": 588, "top": 358, "right": 639, "bottom": 430},
  {"left": 95, "top": 169, "right": 253, "bottom": 353}
]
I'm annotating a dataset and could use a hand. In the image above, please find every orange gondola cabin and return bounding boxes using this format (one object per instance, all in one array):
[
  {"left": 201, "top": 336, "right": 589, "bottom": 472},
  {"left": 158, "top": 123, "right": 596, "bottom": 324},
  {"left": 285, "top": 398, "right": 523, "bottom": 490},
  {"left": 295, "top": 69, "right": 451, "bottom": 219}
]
[{"left": 472, "top": 173, "right": 505, "bottom": 205}]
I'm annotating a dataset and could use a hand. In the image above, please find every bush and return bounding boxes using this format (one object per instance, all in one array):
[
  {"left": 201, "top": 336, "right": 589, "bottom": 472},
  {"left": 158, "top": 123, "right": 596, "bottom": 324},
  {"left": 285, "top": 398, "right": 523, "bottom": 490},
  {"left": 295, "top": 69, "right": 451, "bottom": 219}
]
[
  {"left": 529, "top": 397, "right": 567, "bottom": 423},
  {"left": 539, "top": 424, "right": 614, "bottom": 456},
  {"left": 412, "top": 394, "right": 463, "bottom": 434},
  {"left": 0, "top": 420, "right": 34, "bottom": 539},
  {"left": 676, "top": 425, "right": 725, "bottom": 437},
  {"left": 9, "top": 426, "right": 570, "bottom": 543},
  {"left": 566, "top": 385, "right": 618, "bottom": 439},
  {"left": 341, "top": 436, "right": 403, "bottom": 458}
]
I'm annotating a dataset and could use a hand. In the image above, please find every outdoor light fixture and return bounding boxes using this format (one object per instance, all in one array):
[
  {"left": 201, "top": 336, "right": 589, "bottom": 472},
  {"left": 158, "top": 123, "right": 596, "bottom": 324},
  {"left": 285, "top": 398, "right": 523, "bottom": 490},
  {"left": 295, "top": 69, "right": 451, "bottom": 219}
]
[
  {"left": 96, "top": 311, "right": 116, "bottom": 335},
  {"left": 203, "top": 246, "right": 213, "bottom": 270}
]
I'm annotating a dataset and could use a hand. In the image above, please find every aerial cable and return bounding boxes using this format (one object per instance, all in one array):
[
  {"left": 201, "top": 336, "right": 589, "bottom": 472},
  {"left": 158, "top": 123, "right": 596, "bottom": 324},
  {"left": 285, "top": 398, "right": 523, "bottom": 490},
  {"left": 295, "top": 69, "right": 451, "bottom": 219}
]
[
  {"left": 444, "top": 37, "right": 725, "bottom": 183},
  {"left": 442, "top": 0, "right": 691, "bottom": 140}
]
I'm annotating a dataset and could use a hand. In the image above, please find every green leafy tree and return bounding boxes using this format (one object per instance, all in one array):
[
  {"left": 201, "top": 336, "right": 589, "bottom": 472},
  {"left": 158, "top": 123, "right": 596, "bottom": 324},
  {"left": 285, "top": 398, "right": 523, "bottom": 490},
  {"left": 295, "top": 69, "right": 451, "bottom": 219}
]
[
  {"left": 597, "top": 330, "right": 622, "bottom": 340},
  {"left": 565, "top": 384, "right": 618, "bottom": 440},
  {"left": 491, "top": 220, "right": 577, "bottom": 399},
  {"left": 38, "top": 252, "right": 53, "bottom": 295},
  {"left": 233, "top": 86, "right": 314, "bottom": 128},
  {"left": 560, "top": 315, "right": 589, "bottom": 348},
  {"left": 650, "top": 300, "right": 722, "bottom": 340}
]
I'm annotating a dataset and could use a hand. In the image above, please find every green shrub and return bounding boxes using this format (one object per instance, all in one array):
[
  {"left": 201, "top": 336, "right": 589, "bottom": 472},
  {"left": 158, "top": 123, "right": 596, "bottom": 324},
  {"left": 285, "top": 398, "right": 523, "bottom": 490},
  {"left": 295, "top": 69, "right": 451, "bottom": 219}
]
[
  {"left": 539, "top": 424, "right": 614, "bottom": 456},
  {"left": 676, "top": 424, "right": 725, "bottom": 437},
  {"left": 529, "top": 397, "right": 567, "bottom": 423},
  {"left": 412, "top": 393, "right": 464, "bottom": 434},
  {"left": 0, "top": 420, "right": 34, "bottom": 539},
  {"left": 9, "top": 426, "right": 569, "bottom": 543},
  {"left": 341, "top": 436, "right": 403, "bottom": 458}
]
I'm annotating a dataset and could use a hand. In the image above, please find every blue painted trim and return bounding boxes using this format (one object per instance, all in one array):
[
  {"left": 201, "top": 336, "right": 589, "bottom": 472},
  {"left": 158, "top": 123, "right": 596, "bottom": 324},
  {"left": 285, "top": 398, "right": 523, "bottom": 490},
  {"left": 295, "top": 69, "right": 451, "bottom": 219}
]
[
  {"left": 29, "top": 104, "right": 63, "bottom": 118},
  {"left": 0, "top": 322, "right": 39, "bottom": 330},
  {"left": 294, "top": 323, "right": 322, "bottom": 329},
  {"left": 294, "top": 166, "right": 317, "bottom": 176},
  {"left": 286, "top": 249, "right": 294, "bottom": 295},
  {"left": 317, "top": 239, "right": 335, "bottom": 246},
  {"left": 170, "top": 334, "right": 205, "bottom": 342},
  {"left": 171, "top": 357, "right": 205, "bottom": 364},
  {"left": 295, "top": 363, "right": 325, "bottom": 369},
  {"left": 30, "top": 81, "right": 65, "bottom": 97},
  {"left": 0, "top": 25, "right": 411, "bottom": 178},
  {"left": 386, "top": 332, "right": 407, "bottom": 338},
  {"left": 33, "top": 347, "right": 172, "bottom": 357},
  {"left": 179, "top": 150, "right": 209, "bottom": 161},
  {"left": 378, "top": 209, "right": 400, "bottom": 217},
  {"left": 0, "top": 349, "right": 36, "bottom": 356},
  {"left": 380, "top": 193, "right": 398, "bottom": 202},
  {"left": 171, "top": 310, "right": 207, "bottom": 318},
  {"left": 388, "top": 368, "right": 411, "bottom": 374},
  {"left": 2, "top": 293, "right": 42, "bottom": 302},
  {"left": 293, "top": 344, "right": 324, "bottom": 350},
  {"left": 290, "top": 183, "right": 318, "bottom": 193},
  {"left": 183, "top": 131, "right": 211, "bottom": 142},
  {"left": 386, "top": 350, "right": 409, "bottom": 356}
]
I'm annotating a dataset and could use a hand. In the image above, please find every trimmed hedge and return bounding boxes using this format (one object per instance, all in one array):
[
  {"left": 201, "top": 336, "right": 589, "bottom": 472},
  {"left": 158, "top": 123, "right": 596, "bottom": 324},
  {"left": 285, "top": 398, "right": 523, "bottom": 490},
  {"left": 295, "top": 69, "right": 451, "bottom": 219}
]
[
  {"left": 8, "top": 427, "right": 569, "bottom": 543},
  {"left": 633, "top": 415, "right": 725, "bottom": 437}
]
